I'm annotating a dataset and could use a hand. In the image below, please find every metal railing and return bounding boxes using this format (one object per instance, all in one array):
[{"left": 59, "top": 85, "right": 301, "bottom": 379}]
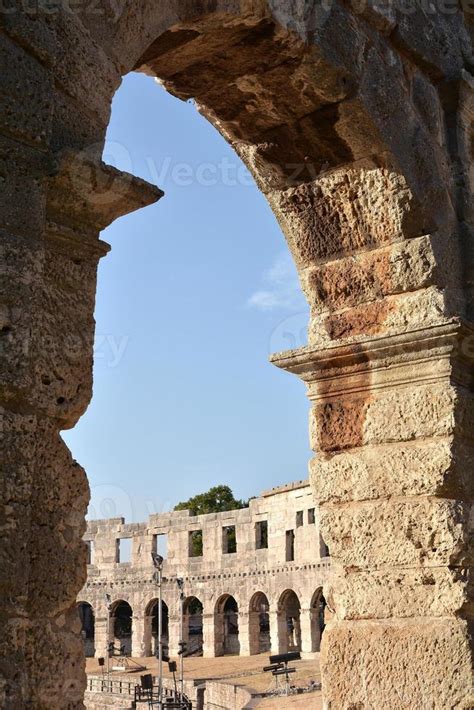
[
  {"left": 86, "top": 676, "right": 137, "bottom": 696},
  {"left": 86, "top": 676, "right": 193, "bottom": 708}
]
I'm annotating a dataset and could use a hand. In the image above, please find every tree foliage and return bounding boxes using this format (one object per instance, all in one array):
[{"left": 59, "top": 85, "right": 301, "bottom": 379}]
[{"left": 174, "top": 485, "right": 248, "bottom": 516}]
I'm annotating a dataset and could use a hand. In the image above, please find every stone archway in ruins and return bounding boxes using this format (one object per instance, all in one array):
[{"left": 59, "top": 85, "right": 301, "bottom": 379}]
[
  {"left": 277, "top": 589, "right": 302, "bottom": 654},
  {"left": 310, "top": 588, "right": 327, "bottom": 653},
  {"left": 2, "top": 3, "right": 473, "bottom": 708},
  {"left": 144, "top": 598, "right": 169, "bottom": 658},
  {"left": 76, "top": 602, "right": 95, "bottom": 659},
  {"left": 183, "top": 596, "right": 204, "bottom": 657},
  {"left": 214, "top": 594, "right": 240, "bottom": 657},
  {"left": 111, "top": 600, "right": 133, "bottom": 657},
  {"left": 248, "top": 591, "right": 270, "bottom": 655}
]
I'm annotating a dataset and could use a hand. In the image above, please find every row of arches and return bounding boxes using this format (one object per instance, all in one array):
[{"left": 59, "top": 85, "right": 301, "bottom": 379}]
[{"left": 77, "top": 589, "right": 326, "bottom": 659}]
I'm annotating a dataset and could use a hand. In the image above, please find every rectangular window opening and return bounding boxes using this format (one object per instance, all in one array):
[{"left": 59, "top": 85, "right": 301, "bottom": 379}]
[
  {"left": 223, "top": 525, "right": 237, "bottom": 554},
  {"left": 189, "top": 530, "right": 203, "bottom": 557},
  {"left": 308, "top": 508, "right": 316, "bottom": 525},
  {"left": 286, "top": 530, "right": 295, "bottom": 562},
  {"left": 152, "top": 533, "right": 168, "bottom": 560},
  {"left": 296, "top": 511, "right": 304, "bottom": 528},
  {"left": 85, "top": 540, "right": 94, "bottom": 565},
  {"left": 320, "top": 533, "right": 330, "bottom": 558},
  {"left": 116, "top": 537, "right": 132, "bottom": 564},
  {"left": 255, "top": 521, "right": 268, "bottom": 550}
]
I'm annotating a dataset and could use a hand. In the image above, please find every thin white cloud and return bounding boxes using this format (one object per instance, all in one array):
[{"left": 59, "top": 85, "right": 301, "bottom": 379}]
[{"left": 247, "top": 252, "right": 306, "bottom": 312}]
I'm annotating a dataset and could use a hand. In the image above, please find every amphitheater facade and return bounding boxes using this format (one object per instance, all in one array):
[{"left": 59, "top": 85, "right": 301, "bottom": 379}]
[{"left": 77, "top": 481, "right": 331, "bottom": 661}]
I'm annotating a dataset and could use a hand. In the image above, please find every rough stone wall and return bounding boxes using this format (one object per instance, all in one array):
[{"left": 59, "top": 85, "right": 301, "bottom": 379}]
[
  {"left": 1, "top": 2, "right": 473, "bottom": 709},
  {"left": 78, "top": 481, "right": 329, "bottom": 659}
]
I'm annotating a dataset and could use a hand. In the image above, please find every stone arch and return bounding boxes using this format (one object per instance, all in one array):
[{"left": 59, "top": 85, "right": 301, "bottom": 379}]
[
  {"left": 310, "top": 588, "right": 327, "bottom": 653},
  {"left": 214, "top": 594, "right": 240, "bottom": 657},
  {"left": 77, "top": 601, "right": 95, "bottom": 658},
  {"left": 111, "top": 600, "right": 133, "bottom": 657},
  {"left": 248, "top": 592, "right": 270, "bottom": 656},
  {"left": 3, "top": 4, "right": 473, "bottom": 708},
  {"left": 144, "top": 598, "right": 169, "bottom": 658},
  {"left": 277, "top": 589, "right": 301, "bottom": 654},
  {"left": 183, "top": 596, "right": 204, "bottom": 657}
]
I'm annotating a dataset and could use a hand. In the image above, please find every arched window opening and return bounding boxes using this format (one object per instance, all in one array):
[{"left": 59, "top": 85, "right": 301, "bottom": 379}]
[
  {"left": 144, "top": 598, "right": 169, "bottom": 658},
  {"left": 77, "top": 602, "right": 95, "bottom": 658},
  {"left": 277, "top": 590, "right": 301, "bottom": 654},
  {"left": 111, "top": 600, "right": 133, "bottom": 657},
  {"left": 183, "top": 596, "right": 204, "bottom": 656},
  {"left": 249, "top": 592, "right": 270, "bottom": 655},
  {"left": 214, "top": 595, "right": 240, "bottom": 657},
  {"left": 311, "top": 589, "right": 327, "bottom": 652}
]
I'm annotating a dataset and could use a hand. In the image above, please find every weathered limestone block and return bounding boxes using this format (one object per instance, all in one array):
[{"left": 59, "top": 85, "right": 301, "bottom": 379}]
[
  {"left": 270, "top": 166, "right": 422, "bottom": 267},
  {"left": 0, "top": 32, "right": 53, "bottom": 146},
  {"left": 311, "top": 437, "right": 474, "bottom": 503},
  {"left": 310, "top": 383, "right": 466, "bottom": 453},
  {"left": 0, "top": 137, "right": 48, "bottom": 239},
  {"left": 320, "top": 497, "right": 471, "bottom": 568},
  {"left": 301, "top": 235, "right": 441, "bottom": 313},
  {"left": 311, "top": 286, "right": 450, "bottom": 345},
  {"left": 328, "top": 566, "right": 471, "bottom": 620},
  {"left": 321, "top": 618, "right": 473, "bottom": 710}
]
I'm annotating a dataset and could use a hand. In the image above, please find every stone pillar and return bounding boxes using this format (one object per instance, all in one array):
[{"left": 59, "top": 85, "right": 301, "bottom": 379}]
[
  {"left": 273, "top": 319, "right": 474, "bottom": 706},
  {"left": 268, "top": 610, "right": 280, "bottom": 656},
  {"left": 299, "top": 608, "right": 313, "bottom": 656},
  {"left": 0, "top": 128, "right": 161, "bottom": 706},
  {"left": 202, "top": 611, "right": 216, "bottom": 658},
  {"left": 213, "top": 612, "right": 225, "bottom": 657},
  {"left": 143, "top": 615, "right": 153, "bottom": 657},
  {"left": 238, "top": 611, "right": 250, "bottom": 656},
  {"left": 248, "top": 611, "right": 261, "bottom": 656},
  {"left": 168, "top": 617, "right": 181, "bottom": 658},
  {"left": 94, "top": 615, "right": 109, "bottom": 660},
  {"left": 276, "top": 611, "right": 288, "bottom": 655},
  {"left": 132, "top": 615, "right": 146, "bottom": 658}
]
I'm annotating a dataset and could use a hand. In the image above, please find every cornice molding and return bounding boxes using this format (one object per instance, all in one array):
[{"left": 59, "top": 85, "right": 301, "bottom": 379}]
[{"left": 270, "top": 320, "right": 474, "bottom": 401}]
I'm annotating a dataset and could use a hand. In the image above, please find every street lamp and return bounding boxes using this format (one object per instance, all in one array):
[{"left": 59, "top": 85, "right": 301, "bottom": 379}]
[
  {"left": 176, "top": 577, "right": 185, "bottom": 701},
  {"left": 151, "top": 552, "right": 164, "bottom": 705}
]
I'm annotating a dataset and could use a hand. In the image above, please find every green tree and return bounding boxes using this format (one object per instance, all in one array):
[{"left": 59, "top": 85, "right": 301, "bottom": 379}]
[{"left": 174, "top": 485, "right": 248, "bottom": 516}]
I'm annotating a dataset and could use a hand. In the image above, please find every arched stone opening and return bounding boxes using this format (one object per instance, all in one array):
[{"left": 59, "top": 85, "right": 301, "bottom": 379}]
[
  {"left": 214, "top": 595, "right": 240, "bottom": 657},
  {"left": 77, "top": 602, "right": 95, "bottom": 658},
  {"left": 3, "top": 3, "right": 473, "bottom": 707},
  {"left": 111, "top": 600, "right": 133, "bottom": 657},
  {"left": 277, "top": 590, "right": 301, "bottom": 654},
  {"left": 183, "top": 596, "right": 203, "bottom": 657},
  {"left": 310, "top": 588, "right": 327, "bottom": 653},
  {"left": 144, "top": 598, "right": 169, "bottom": 658},
  {"left": 248, "top": 592, "right": 270, "bottom": 655}
]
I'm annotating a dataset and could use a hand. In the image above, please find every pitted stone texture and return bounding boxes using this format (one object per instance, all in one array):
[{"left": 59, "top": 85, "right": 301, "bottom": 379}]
[
  {"left": 0, "top": 137, "right": 48, "bottom": 240},
  {"left": 310, "top": 383, "right": 463, "bottom": 453},
  {"left": 0, "top": 32, "right": 53, "bottom": 146},
  {"left": 311, "top": 437, "right": 474, "bottom": 503},
  {"left": 311, "top": 286, "right": 449, "bottom": 345},
  {"left": 320, "top": 497, "right": 470, "bottom": 568},
  {"left": 321, "top": 618, "right": 473, "bottom": 710},
  {"left": 301, "top": 235, "right": 438, "bottom": 313},
  {"left": 271, "top": 167, "right": 421, "bottom": 268},
  {"left": 328, "top": 566, "right": 472, "bottom": 620}
]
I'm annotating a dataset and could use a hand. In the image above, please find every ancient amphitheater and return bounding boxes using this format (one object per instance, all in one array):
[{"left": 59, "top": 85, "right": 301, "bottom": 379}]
[
  {"left": 77, "top": 481, "right": 330, "bottom": 661},
  {"left": 1, "top": 2, "right": 474, "bottom": 709}
]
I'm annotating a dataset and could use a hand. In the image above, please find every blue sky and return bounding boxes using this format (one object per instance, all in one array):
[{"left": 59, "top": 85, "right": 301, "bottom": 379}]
[{"left": 63, "top": 73, "right": 311, "bottom": 523}]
